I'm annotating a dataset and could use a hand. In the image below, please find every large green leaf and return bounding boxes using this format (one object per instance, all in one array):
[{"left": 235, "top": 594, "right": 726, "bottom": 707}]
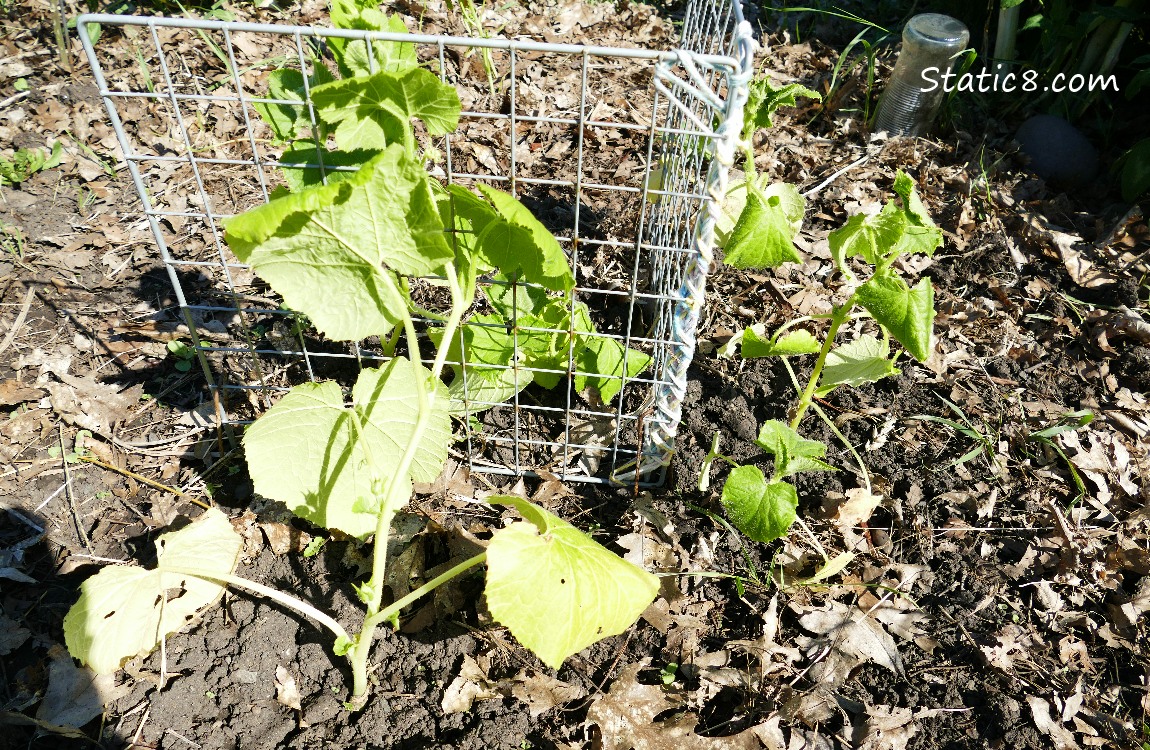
[
  {"left": 64, "top": 508, "right": 242, "bottom": 674},
  {"left": 224, "top": 146, "right": 452, "bottom": 341},
  {"left": 485, "top": 496, "right": 659, "bottom": 669},
  {"left": 754, "top": 420, "right": 835, "bottom": 479},
  {"left": 243, "top": 358, "right": 452, "bottom": 538},
  {"left": 312, "top": 67, "right": 461, "bottom": 152},
  {"left": 328, "top": 0, "right": 417, "bottom": 78},
  {"left": 574, "top": 335, "right": 651, "bottom": 403},
  {"left": 827, "top": 202, "right": 906, "bottom": 273},
  {"left": 815, "top": 334, "right": 899, "bottom": 396},
  {"left": 721, "top": 182, "right": 803, "bottom": 269},
  {"left": 716, "top": 178, "right": 804, "bottom": 246},
  {"left": 855, "top": 272, "right": 935, "bottom": 362},
  {"left": 720, "top": 466, "right": 798, "bottom": 543},
  {"left": 475, "top": 185, "right": 575, "bottom": 292},
  {"left": 277, "top": 141, "right": 373, "bottom": 192},
  {"left": 446, "top": 365, "right": 532, "bottom": 414}
]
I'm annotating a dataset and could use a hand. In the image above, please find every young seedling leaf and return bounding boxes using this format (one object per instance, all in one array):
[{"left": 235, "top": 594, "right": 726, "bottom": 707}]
[
  {"left": 720, "top": 466, "right": 798, "bottom": 543},
  {"left": 277, "top": 141, "right": 373, "bottom": 192},
  {"left": 855, "top": 272, "right": 935, "bottom": 362},
  {"left": 574, "top": 335, "right": 652, "bottom": 403},
  {"left": 328, "top": 0, "right": 418, "bottom": 77},
  {"left": 828, "top": 203, "right": 906, "bottom": 274},
  {"left": 484, "top": 496, "right": 659, "bottom": 669},
  {"left": 891, "top": 171, "right": 930, "bottom": 223},
  {"left": 754, "top": 420, "right": 836, "bottom": 478},
  {"left": 742, "top": 328, "right": 821, "bottom": 358},
  {"left": 312, "top": 67, "right": 461, "bottom": 152},
  {"left": 446, "top": 365, "right": 532, "bottom": 414},
  {"left": 475, "top": 184, "right": 575, "bottom": 292},
  {"left": 486, "top": 276, "right": 551, "bottom": 320},
  {"left": 721, "top": 182, "right": 803, "bottom": 269},
  {"left": 63, "top": 508, "right": 242, "bottom": 674},
  {"left": 815, "top": 334, "right": 899, "bottom": 396},
  {"left": 742, "top": 78, "right": 821, "bottom": 138},
  {"left": 224, "top": 146, "right": 452, "bottom": 341},
  {"left": 243, "top": 358, "right": 452, "bottom": 538},
  {"left": 890, "top": 171, "right": 943, "bottom": 257},
  {"left": 516, "top": 299, "right": 592, "bottom": 389}
]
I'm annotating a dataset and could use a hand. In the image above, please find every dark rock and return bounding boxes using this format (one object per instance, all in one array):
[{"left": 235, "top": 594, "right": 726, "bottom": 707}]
[{"left": 1015, "top": 114, "right": 1099, "bottom": 188}]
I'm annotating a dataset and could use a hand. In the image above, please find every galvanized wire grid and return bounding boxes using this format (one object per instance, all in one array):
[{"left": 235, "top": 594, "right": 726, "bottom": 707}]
[{"left": 77, "top": 0, "right": 752, "bottom": 486}]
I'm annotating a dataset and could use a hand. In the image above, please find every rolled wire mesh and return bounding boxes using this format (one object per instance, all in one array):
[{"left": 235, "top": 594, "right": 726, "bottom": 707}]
[{"left": 77, "top": 0, "right": 752, "bottom": 486}]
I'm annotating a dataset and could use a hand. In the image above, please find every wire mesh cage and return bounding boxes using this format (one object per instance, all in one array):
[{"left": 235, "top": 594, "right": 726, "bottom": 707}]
[{"left": 77, "top": 0, "right": 754, "bottom": 486}]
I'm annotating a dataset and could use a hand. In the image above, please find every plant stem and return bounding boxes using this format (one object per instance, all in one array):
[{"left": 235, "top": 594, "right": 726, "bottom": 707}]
[
  {"left": 809, "top": 402, "right": 872, "bottom": 495},
  {"left": 348, "top": 263, "right": 468, "bottom": 703},
  {"left": 790, "top": 303, "right": 850, "bottom": 429},
  {"left": 362, "top": 552, "right": 486, "bottom": 631},
  {"left": 162, "top": 567, "right": 349, "bottom": 643}
]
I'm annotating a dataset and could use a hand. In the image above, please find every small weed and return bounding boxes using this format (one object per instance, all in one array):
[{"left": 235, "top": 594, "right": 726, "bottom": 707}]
[
  {"left": 909, "top": 396, "right": 1003, "bottom": 476},
  {"left": 1025, "top": 409, "right": 1094, "bottom": 501},
  {"left": 166, "top": 339, "right": 197, "bottom": 372},
  {"left": 0, "top": 221, "right": 26, "bottom": 259},
  {"left": 658, "top": 662, "right": 678, "bottom": 685},
  {"left": 0, "top": 143, "right": 63, "bottom": 186}
]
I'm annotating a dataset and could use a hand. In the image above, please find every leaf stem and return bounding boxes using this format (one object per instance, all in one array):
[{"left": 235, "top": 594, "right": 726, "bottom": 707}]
[
  {"left": 362, "top": 552, "right": 486, "bottom": 631},
  {"left": 349, "top": 262, "right": 468, "bottom": 703},
  {"left": 790, "top": 303, "right": 851, "bottom": 429},
  {"left": 161, "top": 566, "right": 349, "bottom": 642},
  {"left": 809, "top": 401, "right": 872, "bottom": 495}
]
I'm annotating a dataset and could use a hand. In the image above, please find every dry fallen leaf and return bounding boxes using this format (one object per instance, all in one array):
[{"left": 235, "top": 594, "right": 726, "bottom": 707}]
[
  {"left": 0, "top": 380, "right": 45, "bottom": 407},
  {"left": 795, "top": 600, "right": 904, "bottom": 686},
  {"left": 441, "top": 654, "right": 502, "bottom": 714},
  {"left": 45, "top": 373, "right": 143, "bottom": 439},
  {"left": 586, "top": 660, "right": 764, "bottom": 750},
  {"left": 854, "top": 705, "right": 943, "bottom": 750},
  {"left": 833, "top": 488, "right": 883, "bottom": 529},
  {"left": 274, "top": 665, "right": 308, "bottom": 728},
  {"left": 509, "top": 669, "right": 586, "bottom": 717},
  {"left": 1027, "top": 696, "right": 1080, "bottom": 750},
  {"left": 36, "top": 645, "right": 129, "bottom": 730}
]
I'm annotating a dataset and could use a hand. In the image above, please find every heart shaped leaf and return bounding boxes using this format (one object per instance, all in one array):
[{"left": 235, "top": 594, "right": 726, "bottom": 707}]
[
  {"left": 485, "top": 496, "right": 659, "bottom": 669},
  {"left": 225, "top": 146, "right": 452, "bottom": 341},
  {"left": 855, "top": 272, "right": 935, "bottom": 362},
  {"left": 720, "top": 466, "right": 798, "bottom": 543},
  {"left": 63, "top": 508, "right": 242, "bottom": 674},
  {"left": 243, "top": 358, "right": 452, "bottom": 538}
]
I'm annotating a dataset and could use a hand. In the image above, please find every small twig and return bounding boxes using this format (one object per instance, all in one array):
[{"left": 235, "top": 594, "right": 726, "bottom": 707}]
[
  {"left": 60, "top": 427, "right": 92, "bottom": 555},
  {"left": 0, "top": 283, "right": 35, "bottom": 356},
  {"left": 78, "top": 455, "right": 211, "bottom": 510},
  {"left": 0, "top": 90, "right": 29, "bottom": 110},
  {"left": 802, "top": 154, "right": 871, "bottom": 197}
]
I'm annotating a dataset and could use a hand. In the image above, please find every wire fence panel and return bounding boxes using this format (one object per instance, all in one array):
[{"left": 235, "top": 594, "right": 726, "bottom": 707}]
[{"left": 77, "top": 0, "right": 754, "bottom": 486}]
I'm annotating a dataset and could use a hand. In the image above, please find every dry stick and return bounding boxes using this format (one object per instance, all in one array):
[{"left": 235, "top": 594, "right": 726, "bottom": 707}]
[
  {"left": 78, "top": 455, "right": 211, "bottom": 510},
  {"left": 0, "top": 283, "right": 35, "bottom": 356},
  {"left": 59, "top": 427, "right": 92, "bottom": 555}
]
